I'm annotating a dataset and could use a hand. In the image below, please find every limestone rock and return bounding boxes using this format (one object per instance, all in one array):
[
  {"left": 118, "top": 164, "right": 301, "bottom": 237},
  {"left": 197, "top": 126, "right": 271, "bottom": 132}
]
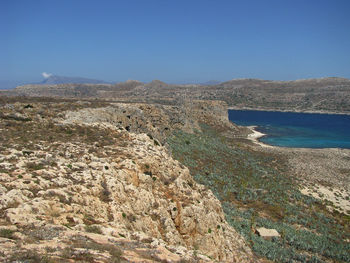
[
  {"left": 0, "top": 102, "right": 257, "bottom": 262},
  {"left": 256, "top": 227, "right": 281, "bottom": 239}
]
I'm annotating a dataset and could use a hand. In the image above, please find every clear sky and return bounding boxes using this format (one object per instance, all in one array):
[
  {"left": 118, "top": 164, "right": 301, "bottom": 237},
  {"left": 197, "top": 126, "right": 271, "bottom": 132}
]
[{"left": 1, "top": 0, "right": 350, "bottom": 83}]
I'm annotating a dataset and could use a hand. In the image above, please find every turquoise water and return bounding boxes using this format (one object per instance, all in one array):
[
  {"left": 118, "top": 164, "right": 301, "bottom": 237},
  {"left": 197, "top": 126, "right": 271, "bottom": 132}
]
[{"left": 228, "top": 110, "right": 350, "bottom": 149}]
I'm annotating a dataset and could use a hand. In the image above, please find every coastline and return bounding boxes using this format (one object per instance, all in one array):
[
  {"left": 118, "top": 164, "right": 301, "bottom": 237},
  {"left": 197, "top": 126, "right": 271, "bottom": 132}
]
[
  {"left": 228, "top": 106, "right": 350, "bottom": 116},
  {"left": 245, "top": 126, "right": 350, "bottom": 215},
  {"left": 246, "top": 125, "right": 274, "bottom": 148}
]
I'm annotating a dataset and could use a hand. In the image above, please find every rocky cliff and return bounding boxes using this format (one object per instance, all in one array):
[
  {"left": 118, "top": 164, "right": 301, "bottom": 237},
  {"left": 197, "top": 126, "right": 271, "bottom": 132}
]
[{"left": 0, "top": 99, "right": 256, "bottom": 262}]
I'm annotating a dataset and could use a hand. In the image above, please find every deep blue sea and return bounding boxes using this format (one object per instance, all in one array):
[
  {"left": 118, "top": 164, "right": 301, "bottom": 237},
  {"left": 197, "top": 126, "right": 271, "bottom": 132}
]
[{"left": 228, "top": 110, "right": 350, "bottom": 149}]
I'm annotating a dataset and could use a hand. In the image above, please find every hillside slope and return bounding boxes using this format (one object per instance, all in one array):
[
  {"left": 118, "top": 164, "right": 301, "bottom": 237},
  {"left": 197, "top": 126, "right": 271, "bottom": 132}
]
[
  {"left": 0, "top": 99, "right": 256, "bottom": 262},
  {"left": 8, "top": 77, "right": 350, "bottom": 114}
]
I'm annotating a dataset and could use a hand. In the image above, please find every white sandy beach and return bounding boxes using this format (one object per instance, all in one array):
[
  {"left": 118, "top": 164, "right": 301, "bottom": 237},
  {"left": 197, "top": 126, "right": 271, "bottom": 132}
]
[{"left": 246, "top": 126, "right": 274, "bottom": 148}]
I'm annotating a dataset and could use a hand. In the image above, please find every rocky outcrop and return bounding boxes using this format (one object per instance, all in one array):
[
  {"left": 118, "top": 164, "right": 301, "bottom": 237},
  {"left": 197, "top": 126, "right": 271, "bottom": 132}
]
[
  {"left": 61, "top": 103, "right": 188, "bottom": 144},
  {"left": 255, "top": 227, "right": 281, "bottom": 239},
  {"left": 60, "top": 100, "right": 238, "bottom": 144},
  {"left": 0, "top": 101, "right": 256, "bottom": 262}
]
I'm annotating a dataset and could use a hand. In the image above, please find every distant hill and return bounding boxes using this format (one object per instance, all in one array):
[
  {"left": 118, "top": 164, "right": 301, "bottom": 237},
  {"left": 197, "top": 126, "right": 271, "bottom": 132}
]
[
  {"left": 5, "top": 77, "right": 350, "bottom": 114},
  {"left": 40, "top": 75, "right": 107, "bottom": 85},
  {"left": 201, "top": 80, "right": 221, "bottom": 86}
]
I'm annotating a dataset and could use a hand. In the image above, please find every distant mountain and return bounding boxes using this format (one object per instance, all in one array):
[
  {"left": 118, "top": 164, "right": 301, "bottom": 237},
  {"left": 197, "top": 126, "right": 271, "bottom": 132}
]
[{"left": 40, "top": 75, "right": 107, "bottom": 85}]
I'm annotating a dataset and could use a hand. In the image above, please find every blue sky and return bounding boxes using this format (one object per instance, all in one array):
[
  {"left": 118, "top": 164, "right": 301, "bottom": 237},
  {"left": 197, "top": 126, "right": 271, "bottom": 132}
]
[{"left": 1, "top": 0, "right": 350, "bottom": 83}]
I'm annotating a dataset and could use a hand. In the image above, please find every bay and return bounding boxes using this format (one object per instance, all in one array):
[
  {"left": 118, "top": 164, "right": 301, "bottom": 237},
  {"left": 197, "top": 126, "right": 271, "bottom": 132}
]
[{"left": 228, "top": 109, "right": 350, "bottom": 149}]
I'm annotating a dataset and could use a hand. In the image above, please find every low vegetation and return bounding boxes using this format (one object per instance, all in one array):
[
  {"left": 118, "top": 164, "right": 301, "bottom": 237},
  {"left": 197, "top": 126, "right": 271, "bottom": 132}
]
[
  {"left": 84, "top": 225, "right": 103, "bottom": 234},
  {"left": 0, "top": 228, "right": 16, "bottom": 239},
  {"left": 168, "top": 124, "right": 350, "bottom": 262}
]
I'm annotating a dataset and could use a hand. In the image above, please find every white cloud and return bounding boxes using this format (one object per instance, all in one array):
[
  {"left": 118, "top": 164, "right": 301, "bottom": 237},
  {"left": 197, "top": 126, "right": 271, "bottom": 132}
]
[{"left": 42, "top": 72, "right": 53, "bottom": 78}]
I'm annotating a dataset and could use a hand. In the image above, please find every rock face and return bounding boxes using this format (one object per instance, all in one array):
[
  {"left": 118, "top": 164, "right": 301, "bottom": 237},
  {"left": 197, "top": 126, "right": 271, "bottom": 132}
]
[
  {"left": 0, "top": 101, "right": 256, "bottom": 262},
  {"left": 61, "top": 103, "right": 188, "bottom": 144},
  {"left": 61, "top": 100, "right": 238, "bottom": 144}
]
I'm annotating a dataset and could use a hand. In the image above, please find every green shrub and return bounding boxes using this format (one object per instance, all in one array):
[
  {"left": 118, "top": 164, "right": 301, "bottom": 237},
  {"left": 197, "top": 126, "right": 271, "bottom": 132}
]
[
  {"left": 0, "top": 228, "right": 15, "bottom": 239},
  {"left": 8, "top": 250, "right": 51, "bottom": 263},
  {"left": 84, "top": 225, "right": 102, "bottom": 234},
  {"left": 26, "top": 162, "right": 44, "bottom": 170},
  {"left": 100, "top": 178, "right": 112, "bottom": 202}
]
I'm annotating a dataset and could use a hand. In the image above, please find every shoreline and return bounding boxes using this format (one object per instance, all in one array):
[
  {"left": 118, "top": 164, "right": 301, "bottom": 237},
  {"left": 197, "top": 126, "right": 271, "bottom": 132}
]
[
  {"left": 246, "top": 126, "right": 274, "bottom": 148},
  {"left": 245, "top": 126, "right": 350, "bottom": 215},
  {"left": 228, "top": 106, "right": 350, "bottom": 116},
  {"left": 244, "top": 125, "right": 350, "bottom": 150}
]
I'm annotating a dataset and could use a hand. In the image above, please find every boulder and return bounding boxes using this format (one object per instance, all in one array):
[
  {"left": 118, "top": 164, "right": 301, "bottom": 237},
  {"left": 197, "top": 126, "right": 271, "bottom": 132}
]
[{"left": 256, "top": 227, "right": 281, "bottom": 238}]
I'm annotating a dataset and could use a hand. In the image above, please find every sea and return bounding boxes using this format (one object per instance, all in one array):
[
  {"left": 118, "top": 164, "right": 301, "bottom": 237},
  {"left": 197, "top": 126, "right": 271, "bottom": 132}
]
[{"left": 228, "top": 109, "right": 350, "bottom": 149}]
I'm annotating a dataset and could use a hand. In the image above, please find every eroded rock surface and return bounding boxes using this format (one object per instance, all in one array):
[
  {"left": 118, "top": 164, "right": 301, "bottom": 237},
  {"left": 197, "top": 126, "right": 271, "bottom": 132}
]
[{"left": 0, "top": 101, "right": 256, "bottom": 262}]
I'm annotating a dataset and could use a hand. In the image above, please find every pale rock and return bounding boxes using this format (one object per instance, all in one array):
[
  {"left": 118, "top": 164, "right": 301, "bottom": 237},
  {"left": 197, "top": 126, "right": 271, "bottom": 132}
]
[
  {"left": 0, "top": 237, "right": 16, "bottom": 250},
  {"left": 0, "top": 162, "right": 12, "bottom": 170},
  {"left": 6, "top": 205, "right": 39, "bottom": 225},
  {"left": 0, "top": 108, "right": 257, "bottom": 262},
  {"left": 154, "top": 245, "right": 182, "bottom": 262},
  {"left": 12, "top": 231, "right": 26, "bottom": 240},
  {"left": 0, "top": 189, "right": 29, "bottom": 210},
  {"left": 0, "top": 185, "right": 7, "bottom": 194},
  {"left": 256, "top": 227, "right": 281, "bottom": 238}
]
